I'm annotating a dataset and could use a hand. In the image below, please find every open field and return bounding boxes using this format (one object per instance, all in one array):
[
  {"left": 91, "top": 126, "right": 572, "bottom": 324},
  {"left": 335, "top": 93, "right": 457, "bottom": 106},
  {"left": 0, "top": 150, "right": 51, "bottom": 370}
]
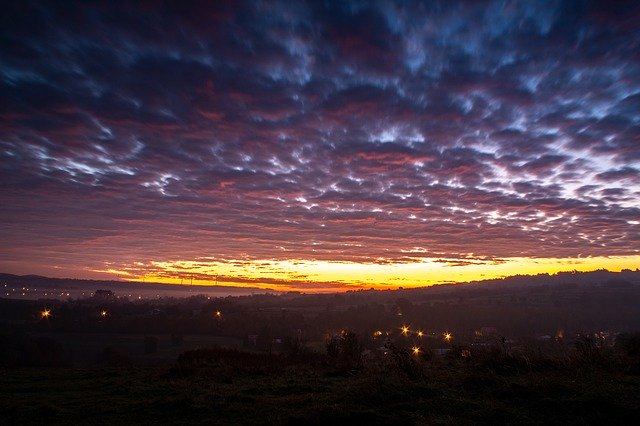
[
  {"left": 22, "top": 332, "right": 243, "bottom": 365},
  {"left": 2, "top": 272, "right": 640, "bottom": 424},
  {"left": 2, "top": 349, "right": 640, "bottom": 425}
]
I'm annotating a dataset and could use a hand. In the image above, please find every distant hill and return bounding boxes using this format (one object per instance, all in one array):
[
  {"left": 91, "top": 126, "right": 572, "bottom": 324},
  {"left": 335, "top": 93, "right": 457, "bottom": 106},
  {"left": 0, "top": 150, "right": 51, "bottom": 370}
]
[
  {"left": 1, "top": 268, "right": 638, "bottom": 296},
  {"left": 0, "top": 272, "right": 272, "bottom": 294},
  {"left": 432, "top": 268, "right": 639, "bottom": 291}
]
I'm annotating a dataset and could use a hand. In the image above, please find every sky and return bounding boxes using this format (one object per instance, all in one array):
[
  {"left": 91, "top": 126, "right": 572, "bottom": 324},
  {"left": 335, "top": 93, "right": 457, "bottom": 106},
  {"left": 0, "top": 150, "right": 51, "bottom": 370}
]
[{"left": 1, "top": 1, "right": 639, "bottom": 292}]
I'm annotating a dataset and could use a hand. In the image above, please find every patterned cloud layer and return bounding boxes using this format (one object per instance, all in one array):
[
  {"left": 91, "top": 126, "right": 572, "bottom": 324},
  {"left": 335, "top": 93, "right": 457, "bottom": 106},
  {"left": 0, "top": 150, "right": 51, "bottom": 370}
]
[{"left": 1, "top": 1, "right": 639, "bottom": 283}]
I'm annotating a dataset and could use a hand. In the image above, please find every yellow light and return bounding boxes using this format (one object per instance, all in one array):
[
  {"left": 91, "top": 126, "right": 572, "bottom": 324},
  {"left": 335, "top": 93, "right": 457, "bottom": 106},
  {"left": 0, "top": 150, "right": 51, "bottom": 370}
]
[
  {"left": 100, "top": 310, "right": 108, "bottom": 317},
  {"left": 444, "top": 332, "right": 452, "bottom": 341},
  {"left": 417, "top": 330, "right": 424, "bottom": 337},
  {"left": 215, "top": 310, "right": 222, "bottom": 318},
  {"left": 412, "top": 346, "right": 420, "bottom": 355},
  {"left": 373, "top": 330, "right": 383, "bottom": 337},
  {"left": 96, "top": 255, "right": 640, "bottom": 292},
  {"left": 401, "top": 326, "right": 410, "bottom": 335},
  {"left": 40, "top": 308, "right": 51, "bottom": 319}
]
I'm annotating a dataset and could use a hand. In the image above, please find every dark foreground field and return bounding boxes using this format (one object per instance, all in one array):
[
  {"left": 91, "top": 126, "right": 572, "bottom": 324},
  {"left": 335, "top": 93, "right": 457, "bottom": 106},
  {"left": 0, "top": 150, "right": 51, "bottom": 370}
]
[{"left": 2, "top": 347, "right": 640, "bottom": 425}]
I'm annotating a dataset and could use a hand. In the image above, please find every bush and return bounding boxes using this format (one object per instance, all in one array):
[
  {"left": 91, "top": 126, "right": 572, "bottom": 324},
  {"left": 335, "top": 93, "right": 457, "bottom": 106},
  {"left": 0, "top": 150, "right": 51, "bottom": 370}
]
[
  {"left": 614, "top": 333, "right": 640, "bottom": 374},
  {"left": 0, "top": 333, "right": 68, "bottom": 367},
  {"left": 571, "top": 335, "right": 604, "bottom": 366},
  {"left": 384, "top": 342, "right": 423, "bottom": 380},
  {"left": 615, "top": 333, "right": 640, "bottom": 358},
  {"left": 326, "top": 329, "right": 363, "bottom": 369}
]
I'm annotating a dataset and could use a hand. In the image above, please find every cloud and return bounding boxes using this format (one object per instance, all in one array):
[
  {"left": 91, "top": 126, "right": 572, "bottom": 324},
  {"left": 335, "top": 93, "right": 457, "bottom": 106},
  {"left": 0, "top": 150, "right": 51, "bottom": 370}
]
[
  {"left": 1, "top": 0, "right": 639, "bottom": 284},
  {"left": 596, "top": 167, "right": 640, "bottom": 183}
]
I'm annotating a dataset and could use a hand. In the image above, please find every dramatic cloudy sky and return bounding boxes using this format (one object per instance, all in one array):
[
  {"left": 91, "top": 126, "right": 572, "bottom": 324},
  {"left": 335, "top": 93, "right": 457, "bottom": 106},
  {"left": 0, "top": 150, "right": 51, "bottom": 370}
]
[{"left": 1, "top": 1, "right": 639, "bottom": 291}]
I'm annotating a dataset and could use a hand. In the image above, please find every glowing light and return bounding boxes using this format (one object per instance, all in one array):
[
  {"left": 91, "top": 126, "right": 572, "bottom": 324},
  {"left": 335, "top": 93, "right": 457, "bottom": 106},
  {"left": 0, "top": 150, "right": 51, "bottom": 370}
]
[
  {"left": 412, "top": 346, "right": 421, "bottom": 355},
  {"left": 215, "top": 310, "right": 222, "bottom": 318},
  {"left": 373, "top": 330, "right": 383, "bottom": 337},
  {"left": 40, "top": 308, "right": 51, "bottom": 319},
  {"left": 100, "top": 310, "right": 108, "bottom": 317},
  {"left": 99, "top": 255, "right": 640, "bottom": 292},
  {"left": 401, "top": 325, "right": 410, "bottom": 335},
  {"left": 444, "top": 332, "right": 452, "bottom": 341},
  {"left": 417, "top": 330, "right": 424, "bottom": 337}
]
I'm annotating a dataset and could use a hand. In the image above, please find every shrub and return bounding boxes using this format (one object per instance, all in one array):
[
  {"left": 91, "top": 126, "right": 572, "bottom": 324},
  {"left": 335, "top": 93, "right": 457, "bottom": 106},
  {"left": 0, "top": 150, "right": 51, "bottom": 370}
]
[
  {"left": 615, "top": 333, "right": 640, "bottom": 358},
  {"left": 571, "top": 334, "right": 603, "bottom": 366},
  {"left": 325, "top": 329, "right": 363, "bottom": 369},
  {"left": 384, "top": 341, "right": 423, "bottom": 380}
]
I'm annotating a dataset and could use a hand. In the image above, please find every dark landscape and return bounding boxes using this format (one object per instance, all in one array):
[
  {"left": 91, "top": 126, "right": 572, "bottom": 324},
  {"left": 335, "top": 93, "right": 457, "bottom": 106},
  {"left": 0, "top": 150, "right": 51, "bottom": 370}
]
[{"left": 2, "top": 269, "right": 640, "bottom": 424}]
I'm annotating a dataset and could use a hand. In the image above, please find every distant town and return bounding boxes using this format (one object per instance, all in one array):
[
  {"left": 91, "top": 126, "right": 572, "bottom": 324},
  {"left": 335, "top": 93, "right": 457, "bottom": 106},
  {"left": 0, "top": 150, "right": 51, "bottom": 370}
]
[{"left": 2, "top": 269, "right": 639, "bottom": 367}]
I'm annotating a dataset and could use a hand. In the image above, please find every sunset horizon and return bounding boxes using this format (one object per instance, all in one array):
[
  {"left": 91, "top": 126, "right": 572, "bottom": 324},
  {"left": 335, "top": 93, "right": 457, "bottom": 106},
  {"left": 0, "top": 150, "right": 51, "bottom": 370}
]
[
  {"left": 2, "top": 1, "right": 639, "bottom": 292},
  {"left": 3, "top": 258, "right": 639, "bottom": 294}
]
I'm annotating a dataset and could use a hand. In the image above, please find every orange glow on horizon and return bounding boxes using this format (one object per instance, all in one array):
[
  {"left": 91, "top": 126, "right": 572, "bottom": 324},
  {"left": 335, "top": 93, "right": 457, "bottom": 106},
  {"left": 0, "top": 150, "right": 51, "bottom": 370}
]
[{"left": 92, "top": 255, "right": 640, "bottom": 293}]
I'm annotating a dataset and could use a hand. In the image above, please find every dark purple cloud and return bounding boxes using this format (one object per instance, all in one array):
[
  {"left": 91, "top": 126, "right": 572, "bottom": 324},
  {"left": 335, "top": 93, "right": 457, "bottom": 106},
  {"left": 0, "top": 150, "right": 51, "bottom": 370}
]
[{"left": 1, "top": 0, "right": 639, "bottom": 277}]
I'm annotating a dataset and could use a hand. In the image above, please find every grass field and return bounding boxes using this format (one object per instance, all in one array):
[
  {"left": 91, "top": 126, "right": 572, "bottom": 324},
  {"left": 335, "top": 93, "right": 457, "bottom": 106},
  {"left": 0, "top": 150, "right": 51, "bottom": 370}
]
[{"left": 2, "top": 349, "right": 639, "bottom": 425}]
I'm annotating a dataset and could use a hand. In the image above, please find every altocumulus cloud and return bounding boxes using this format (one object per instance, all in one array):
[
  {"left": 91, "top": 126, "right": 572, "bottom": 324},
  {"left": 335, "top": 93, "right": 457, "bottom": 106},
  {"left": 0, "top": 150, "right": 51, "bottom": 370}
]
[{"left": 0, "top": 1, "right": 639, "bottom": 279}]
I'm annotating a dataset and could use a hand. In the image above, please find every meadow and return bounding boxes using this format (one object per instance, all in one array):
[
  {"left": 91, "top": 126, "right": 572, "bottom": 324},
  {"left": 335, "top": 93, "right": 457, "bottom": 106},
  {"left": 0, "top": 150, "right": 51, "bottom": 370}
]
[
  {"left": 2, "top": 339, "right": 640, "bottom": 425},
  {"left": 2, "top": 271, "right": 640, "bottom": 424}
]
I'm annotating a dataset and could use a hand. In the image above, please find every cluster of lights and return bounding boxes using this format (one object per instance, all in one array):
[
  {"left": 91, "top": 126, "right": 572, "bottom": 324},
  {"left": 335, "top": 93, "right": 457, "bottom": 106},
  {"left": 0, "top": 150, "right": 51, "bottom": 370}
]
[
  {"left": 39, "top": 308, "right": 113, "bottom": 319},
  {"left": 4, "top": 285, "right": 72, "bottom": 298},
  {"left": 36, "top": 307, "right": 447, "bottom": 359},
  {"left": 371, "top": 325, "right": 454, "bottom": 356},
  {"left": 1, "top": 284, "right": 216, "bottom": 301},
  {"left": 38, "top": 308, "right": 224, "bottom": 320},
  {"left": 394, "top": 325, "right": 453, "bottom": 342}
]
